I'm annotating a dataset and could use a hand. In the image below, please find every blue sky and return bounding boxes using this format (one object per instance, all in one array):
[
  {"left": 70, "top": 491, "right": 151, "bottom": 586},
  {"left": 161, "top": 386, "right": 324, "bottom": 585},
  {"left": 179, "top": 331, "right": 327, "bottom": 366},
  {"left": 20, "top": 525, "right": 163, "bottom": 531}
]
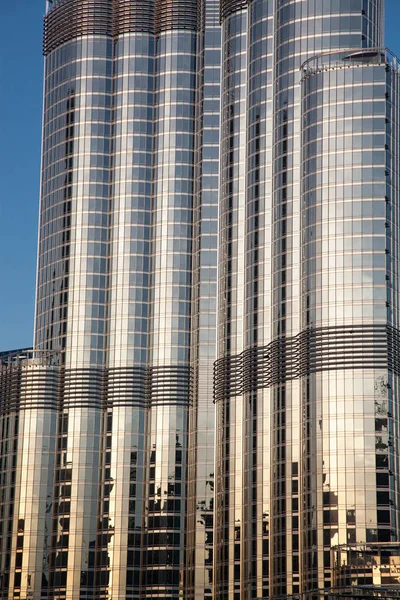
[{"left": 0, "top": 1, "right": 400, "bottom": 351}]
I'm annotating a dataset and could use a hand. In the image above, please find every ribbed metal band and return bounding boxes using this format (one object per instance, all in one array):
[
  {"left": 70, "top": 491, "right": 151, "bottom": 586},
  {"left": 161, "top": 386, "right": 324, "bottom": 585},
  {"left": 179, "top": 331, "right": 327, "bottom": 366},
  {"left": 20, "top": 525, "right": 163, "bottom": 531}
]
[
  {"left": 220, "top": 0, "right": 248, "bottom": 22},
  {"left": 149, "top": 365, "right": 194, "bottom": 406},
  {"left": 0, "top": 366, "right": 61, "bottom": 414},
  {"left": 214, "top": 324, "right": 400, "bottom": 402},
  {"left": 106, "top": 366, "right": 148, "bottom": 408},
  {"left": 44, "top": 0, "right": 201, "bottom": 56},
  {"left": 62, "top": 368, "right": 104, "bottom": 409},
  {"left": 0, "top": 363, "right": 193, "bottom": 411},
  {"left": 155, "top": 0, "right": 200, "bottom": 33},
  {"left": 114, "top": 0, "right": 155, "bottom": 34},
  {"left": 44, "top": 0, "right": 113, "bottom": 55}
]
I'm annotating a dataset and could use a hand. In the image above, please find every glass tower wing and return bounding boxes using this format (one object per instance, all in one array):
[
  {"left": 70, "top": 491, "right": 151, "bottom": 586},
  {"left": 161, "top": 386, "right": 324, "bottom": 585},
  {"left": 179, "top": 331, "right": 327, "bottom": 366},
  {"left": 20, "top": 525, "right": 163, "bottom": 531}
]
[
  {"left": 300, "top": 48, "right": 400, "bottom": 592},
  {"left": 102, "top": 20, "right": 155, "bottom": 599},
  {"left": 242, "top": 3, "right": 275, "bottom": 598},
  {"left": 36, "top": 29, "right": 113, "bottom": 599},
  {"left": 214, "top": 2, "right": 394, "bottom": 600},
  {"left": 0, "top": 353, "right": 60, "bottom": 598},
  {"left": 215, "top": 3, "right": 248, "bottom": 599},
  {"left": 144, "top": 1, "right": 200, "bottom": 593},
  {"left": 270, "top": 2, "right": 379, "bottom": 595},
  {"left": 186, "top": 0, "right": 221, "bottom": 598}
]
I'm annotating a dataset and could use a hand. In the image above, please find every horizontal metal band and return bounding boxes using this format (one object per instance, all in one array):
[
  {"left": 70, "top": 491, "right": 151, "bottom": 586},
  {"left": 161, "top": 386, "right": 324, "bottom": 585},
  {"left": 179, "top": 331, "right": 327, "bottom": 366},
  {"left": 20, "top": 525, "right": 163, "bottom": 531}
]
[
  {"left": 214, "top": 324, "right": 399, "bottom": 402},
  {"left": 220, "top": 0, "right": 248, "bottom": 22},
  {"left": 106, "top": 366, "right": 148, "bottom": 408},
  {"left": 0, "top": 363, "right": 193, "bottom": 412},
  {"left": 62, "top": 368, "right": 105, "bottom": 409},
  {"left": 44, "top": 0, "right": 113, "bottom": 55},
  {"left": 149, "top": 365, "right": 194, "bottom": 406},
  {"left": 114, "top": 0, "right": 155, "bottom": 35},
  {"left": 106, "top": 365, "right": 194, "bottom": 407},
  {"left": 155, "top": 0, "right": 200, "bottom": 33},
  {"left": 44, "top": 0, "right": 201, "bottom": 55},
  {"left": 0, "top": 366, "right": 61, "bottom": 414}
]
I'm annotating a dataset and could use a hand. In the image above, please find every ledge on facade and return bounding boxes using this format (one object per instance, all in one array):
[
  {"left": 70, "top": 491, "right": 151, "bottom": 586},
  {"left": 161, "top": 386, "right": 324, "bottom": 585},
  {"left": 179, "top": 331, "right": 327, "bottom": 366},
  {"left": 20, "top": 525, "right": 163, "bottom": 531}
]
[
  {"left": 301, "top": 46, "right": 400, "bottom": 77},
  {"left": 0, "top": 348, "right": 61, "bottom": 368}
]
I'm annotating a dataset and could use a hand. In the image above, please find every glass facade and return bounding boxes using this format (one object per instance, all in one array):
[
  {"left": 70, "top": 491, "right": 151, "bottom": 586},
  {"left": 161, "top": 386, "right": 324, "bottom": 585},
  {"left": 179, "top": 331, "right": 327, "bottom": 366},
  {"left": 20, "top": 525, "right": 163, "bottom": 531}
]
[
  {"left": 186, "top": 1, "right": 220, "bottom": 599},
  {"left": 2, "top": 1, "right": 400, "bottom": 600},
  {"left": 301, "top": 49, "right": 400, "bottom": 591},
  {"left": 214, "top": 1, "right": 400, "bottom": 600},
  {"left": 1, "top": 1, "right": 218, "bottom": 599}
]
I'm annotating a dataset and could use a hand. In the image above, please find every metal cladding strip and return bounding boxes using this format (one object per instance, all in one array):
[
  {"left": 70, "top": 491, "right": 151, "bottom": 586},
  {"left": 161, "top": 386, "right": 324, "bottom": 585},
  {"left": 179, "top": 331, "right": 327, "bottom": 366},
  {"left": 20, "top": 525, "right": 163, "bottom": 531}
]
[
  {"left": 214, "top": 324, "right": 397, "bottom": 401},
  {"left": 44, "top": 0, "right": 201, "bottom": 55},
  {"left": 0, "top": 366, "right": 61, "bottom": 414},
  {"left": 61, "top": 368, "right": 104, "bottom": 409},
  {"left": 149, "top": 365, "right": 194, "bottom": 406},
  {"left": 0, "top": 363, "right": 194, "bottom": 411},
  {"left": 113, "top": 0, "right": 155, "bottom": 35},
  {"left": 105, "top": 366, "right": 148, "bottom": 408},
  {"left": 43, "top": 0, "right": 113, "bottom": 55},
  {"left": 105, "top": 366, "right": 193, "bottom": 408},
  {"left": 155, "top": 0, "right": 201, "bottom": 32},
  {"left": 220, "top": 0, "right": 248, "bottom": 22}
]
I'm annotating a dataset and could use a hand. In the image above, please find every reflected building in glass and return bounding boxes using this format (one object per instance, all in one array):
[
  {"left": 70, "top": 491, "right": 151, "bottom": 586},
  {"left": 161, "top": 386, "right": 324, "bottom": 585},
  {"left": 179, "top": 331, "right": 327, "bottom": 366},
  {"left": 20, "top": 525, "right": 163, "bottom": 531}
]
[{"left": 2, "top": 1, "right": 400, "bottom": 600}]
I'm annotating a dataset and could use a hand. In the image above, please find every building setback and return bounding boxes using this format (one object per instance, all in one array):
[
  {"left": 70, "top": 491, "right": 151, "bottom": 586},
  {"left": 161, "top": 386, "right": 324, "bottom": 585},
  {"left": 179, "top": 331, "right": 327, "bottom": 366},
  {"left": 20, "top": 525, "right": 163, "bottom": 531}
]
[{"left": 1, "top": 1, "right": 400, "bottom": 600}]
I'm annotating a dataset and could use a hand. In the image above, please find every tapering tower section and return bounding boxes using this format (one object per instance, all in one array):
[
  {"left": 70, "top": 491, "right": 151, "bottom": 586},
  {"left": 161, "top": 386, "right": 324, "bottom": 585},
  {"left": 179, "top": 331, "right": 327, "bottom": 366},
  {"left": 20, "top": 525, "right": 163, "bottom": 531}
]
[
  {"left": 270, "top": 1, "right": 383, "bottom": 596},
  {"left": 1, "top": 1, "right": 219, "bottom": 599},
  {"left": 103, "top": 1, "right": 155, "bottom": 598},
  {"left": 214, "top": 1, "right": 397, "bottom": 599},
  {"left": 215, "top": 4, "right": 249, "bottom": 598},
  {"left": 300, "top": 45, "right": 400, "bottom": 592},
  {"left": 35, "top": 1, "right": 114, "bottom": 597},
  {"left": 144, "top": 0, "right": 201, "bottom": 597},
  {"left": 186, "top": 0, "right": 221, "bottom": 598},
  {"left": 215, "top": 1, "right": 275, "bottom": 598}
]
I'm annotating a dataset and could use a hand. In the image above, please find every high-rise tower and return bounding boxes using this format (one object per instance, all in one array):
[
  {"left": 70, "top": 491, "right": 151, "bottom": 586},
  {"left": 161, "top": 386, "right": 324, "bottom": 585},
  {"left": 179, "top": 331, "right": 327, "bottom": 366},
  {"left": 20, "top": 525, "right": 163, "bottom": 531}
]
[
  {"left": 215, "top": 0, "right": 400, "bottom": 598},
  {"left": 2, "top": 1, "right": 400, "bottom": 600},
  {"left": 0, "top": 1, "right": 219, "bottom": 599}
]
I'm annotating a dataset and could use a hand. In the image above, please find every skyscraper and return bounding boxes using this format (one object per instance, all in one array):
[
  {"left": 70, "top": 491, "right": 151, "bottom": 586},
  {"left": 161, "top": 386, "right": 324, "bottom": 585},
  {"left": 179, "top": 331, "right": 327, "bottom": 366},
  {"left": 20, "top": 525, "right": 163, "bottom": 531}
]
[
  {"left": 215, "top": 0, "right": 400, "bottom": 598},
  {"left": 1, "top": 1, "right": 219, "bottom": 598},
  {"left": 1, "top": 1, "right": 400, "bottom": 600}
]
